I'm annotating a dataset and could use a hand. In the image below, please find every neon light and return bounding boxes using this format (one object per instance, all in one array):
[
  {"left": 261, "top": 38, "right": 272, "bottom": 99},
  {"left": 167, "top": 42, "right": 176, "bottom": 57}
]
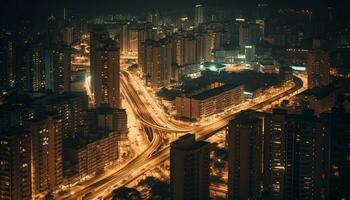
[{"left": 291, "top": 66, "right": 306, "bottom": 71}]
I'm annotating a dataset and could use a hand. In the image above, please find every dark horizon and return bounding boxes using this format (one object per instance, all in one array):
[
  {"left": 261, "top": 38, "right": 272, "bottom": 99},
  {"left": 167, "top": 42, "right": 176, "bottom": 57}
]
[{"left": 1, "top": 0, "right": 343, "bottom": 20}]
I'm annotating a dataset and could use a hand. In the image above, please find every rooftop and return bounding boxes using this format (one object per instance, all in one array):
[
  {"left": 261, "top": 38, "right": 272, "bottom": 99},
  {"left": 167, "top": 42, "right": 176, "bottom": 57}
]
[
  {"left": 190, "top": 83, "right": 243, "bottom": 100},
  {"left": 171, "top": 134, "right": 210, "bottom": 151}
]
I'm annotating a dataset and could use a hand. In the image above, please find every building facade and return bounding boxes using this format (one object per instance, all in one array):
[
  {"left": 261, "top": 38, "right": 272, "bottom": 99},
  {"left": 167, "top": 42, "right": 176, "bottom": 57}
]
[
  {"left": 170, "top": 134, "right": 210, "bottom": 200},
  {"left": 0, "top": 128, "right": 32, "bottom": 200},
  {"left": 92, "top": 39, "right": 121, "bottom": 108},
  {"left": 45, "top": 44, "right": 71, "bottom": 93},
  {"left": 307, "top": 50, "right": 330, "bottom": 89},
  {"left": 263, "top": 109, "right": 329, "bottom": 200},
  {"left": 176, "top": 84, "right": 244, "bottom": 120},
  {"left": 29, "top": 115, "right": 63, "bottom": 197},
  {"left": 228, "top": 111, "right": 263, "bottom": 200}
]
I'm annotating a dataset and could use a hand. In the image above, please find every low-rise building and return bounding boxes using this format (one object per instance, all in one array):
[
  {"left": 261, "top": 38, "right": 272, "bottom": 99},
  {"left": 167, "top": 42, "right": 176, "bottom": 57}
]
[{"left": 176, "top": 84, "right": 244, "bottom": 120}]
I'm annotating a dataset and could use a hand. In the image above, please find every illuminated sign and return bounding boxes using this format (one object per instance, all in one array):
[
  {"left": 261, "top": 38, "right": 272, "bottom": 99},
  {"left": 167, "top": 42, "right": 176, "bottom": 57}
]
[
  {"left": 291, "top": 66, "right": 306, "bottom": 71},
  {"left": 235, "top": 18, "right": 245, "bottom": 22}
]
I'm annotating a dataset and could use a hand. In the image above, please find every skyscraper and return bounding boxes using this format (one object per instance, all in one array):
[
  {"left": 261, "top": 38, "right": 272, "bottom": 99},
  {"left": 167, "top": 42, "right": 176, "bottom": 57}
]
[
  {"left": 228, "top": 111, "right": 263, "bottom": 200},
  {"left": 239, "top": 22, "right": 260, "bottom": 49},
  {"left": 196, "top": 32, "right": 212, "bottom": 62},
  {"left": 141, "top": 39, "right": 172, "bottom": 88},
  {"left": 26, "top": 44, "right": 46, "bottom": 92},
  {"left": 0, "top": 127, "right": 32, "bottom": 200},
  {"left": 170, "top": 134, "right": 210, "bottom": 200},
  {"left": 121, "top": 24, "right": 128, "bottom": 55},
  {"left": 0, "top": 32, "right": 29, "bottom": 92},
  {"left": 29, "top": 114, "right": 63, "bottom": 197},
  {"left": 174, "top": 34, "right": 197, "bottom": 67},
  {"left": 89, "top": 28, "right": 109, "bottom": 96},
  {"left": 263, "top": 109, "right": 288, "bottom": 199},
  {"left": 195, "top": 5, "right": 204, "bottom": 26},
  {"left": 45, "top": 44, "right": 71, "bottom": 93},
  {"left": 137, "top": 24, "right": 157, "bottom": 71},
  {"left": 283, "top": 111, "right": 327, "bottom": 200},
  {"left": 320, "top": 109, "right": 350, "bottom": 200},
  {"left": 307, "top": 50, "right": 330, "bottom": 89},
  {"left": 92, "top": 39, "right": 121, "bottom": 108},
  {"left": 121, "top": 25, "right": 139, "bottom": 56},
  {"left": 263, "top": 109, "right": 329, "bottom": 200},
  {"left": 147, "top": 12, "right": 160, "bottom": 27},
  {"left": 33, "top": 92, "right": 88, "bottom": 139}
]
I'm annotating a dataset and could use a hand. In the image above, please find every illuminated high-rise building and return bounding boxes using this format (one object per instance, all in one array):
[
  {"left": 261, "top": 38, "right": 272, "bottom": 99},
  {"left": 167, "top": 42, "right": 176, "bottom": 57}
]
[
  {"left": 121, "top": 24, "right": 128, "bottom": 55},
  {"left": 147, "top": 12, "right": 160, "bottom": 26},
  {"left": 141, "top": 39, "right": 172, "bottom": 88},
  {"left": 121, "top": 25, "right": 139, "bottom": 55},
  {"left": 33, "top": 92, "right": 88, "bottom": 138},
  {"left": 307, "top": 50, "right": 330, "bottom": 89},
  {"left": 0, "top": 128, "right": 32, "bottom": 200},
  {"left": 263, "top": 109, "right": 329, "bottom": 200},
  {"left": 196, "top": 33, "right": 212, "bottom": 62},
  {"left": 228, "top": 111, "right": 263, "bottom": 200},
  {"left": 263, "top": 109, "right": 287, "bottom": 199},
  {"left": 128, "top": 29, "right": 139, "bottom": 54},
  {"left": 90, "top": 28, "right": 109, "bottom": 95},
  {"left": 195, "top": 4, "right": 204, "bottom": 26},
  {"left": 29, "top": 114, "right": 63, "bottom": 197},
  {"left": 174, "top": 34, "right": 197, "bottom": 66},
  {"left": 92, "top": 39, "right": 121, "bottom": 108},
  {"left": 45, "top": 44, "right": 71, "bottom": 93},
  {"left": 170, "top": 134, "right": 210, "bottom": 200},
  {"left": 0, "top": 32, "right": 30, "bottom": 92},
  {"left": 26, "top": 43, "right": 46, "bottom": 92},
  {"left": 137, "top": 24, "right": 157, "bottom": 70}
]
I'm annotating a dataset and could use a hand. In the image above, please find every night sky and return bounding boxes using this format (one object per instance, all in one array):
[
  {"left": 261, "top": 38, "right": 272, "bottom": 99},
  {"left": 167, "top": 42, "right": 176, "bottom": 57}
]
[{"left": 0, "top": 0, "right": 347, "bottom": 25}]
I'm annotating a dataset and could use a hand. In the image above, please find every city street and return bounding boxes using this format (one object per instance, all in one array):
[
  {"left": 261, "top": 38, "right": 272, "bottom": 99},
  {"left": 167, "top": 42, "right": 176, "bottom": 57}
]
[{"left": 58, "top": 70, "right": 305, "bottom": 199}]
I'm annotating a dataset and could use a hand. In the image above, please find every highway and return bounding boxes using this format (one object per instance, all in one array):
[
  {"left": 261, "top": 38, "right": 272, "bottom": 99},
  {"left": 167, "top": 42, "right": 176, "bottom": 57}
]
[
  {"left": 59, "top": 72, "right": 304, "bottom": 199},
  {"left": 98, "top": 73, "right": 304, "bottom": 199},
  {"left": 120, "top": 71, "right": 190, "bottom": 133},
  {"left": 57, "top": 73, "right": 169, "bottom": 200}
]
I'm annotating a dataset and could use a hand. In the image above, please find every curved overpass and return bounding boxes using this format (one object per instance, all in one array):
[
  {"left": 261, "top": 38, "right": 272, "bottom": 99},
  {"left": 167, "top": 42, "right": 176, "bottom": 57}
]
[
  {"left": 62, "top": 74, "right": 304, "bottom": 199},
  {"left": 121, "top": 71, "right": 190, "bottom": 133}
]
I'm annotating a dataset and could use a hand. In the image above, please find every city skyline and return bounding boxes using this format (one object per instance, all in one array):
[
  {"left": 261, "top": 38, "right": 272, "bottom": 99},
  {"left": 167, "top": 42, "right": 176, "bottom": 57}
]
[{"left": 0, "top": 0, "right": 350, "bottom": 199}]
